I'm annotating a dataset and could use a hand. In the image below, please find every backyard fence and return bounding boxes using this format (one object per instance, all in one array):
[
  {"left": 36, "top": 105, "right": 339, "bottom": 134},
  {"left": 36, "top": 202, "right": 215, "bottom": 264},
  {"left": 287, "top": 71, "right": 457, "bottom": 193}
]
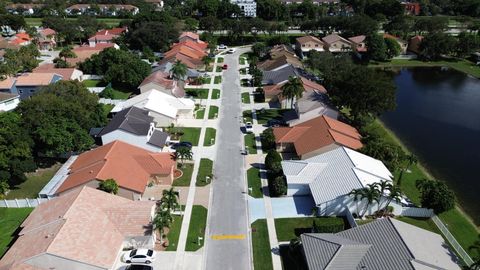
[
  {"left": 87, "top": 87, "right": 105, "bottom": 94},
  {"left": 431, "top": 215, "right": 474, "bottom": 266},
  {"left": 400, "top": 207, "right": 434, "bottom": 218},
  {"left": 81, "top": 74, "right": 103, "bottom": 81},
  {"left": 1, "top": 198, "right": 51, "bottom": 208},
  {"left": 99, "top": 98, "right": 123, "bottom": 105}
]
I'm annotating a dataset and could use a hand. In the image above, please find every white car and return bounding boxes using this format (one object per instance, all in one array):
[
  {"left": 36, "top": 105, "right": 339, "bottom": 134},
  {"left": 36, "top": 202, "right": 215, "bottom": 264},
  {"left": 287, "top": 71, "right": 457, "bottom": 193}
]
[
  {"left": 123, "top": 249, "right": 156, "bottom": 264},
  {"left": 245, "top": 122, "right": 253, "bottom": 133},
  {"left": 217, "top": 44, "right": 228, "bottom": 50},
  {"left": 227, "top": 48, "right": 236, "bottom": 54}
]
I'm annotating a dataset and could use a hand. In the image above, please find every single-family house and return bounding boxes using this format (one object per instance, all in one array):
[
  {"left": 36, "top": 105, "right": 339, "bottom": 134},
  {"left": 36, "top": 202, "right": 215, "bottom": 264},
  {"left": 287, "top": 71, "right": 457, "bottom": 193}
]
[
  {"left": 178, "top": 32, "right": 207, "bottom": 49},
  {"left": 263, "top": 76, "right": 326, "bottom": 103},
  {"left": 88, "top": 27, "right": 127, "bottom": 47},
  {"left": 1, "top": 73, "right": 63, "bottom": 100},
  {"left": 283, "top": 89, "right": 339, "bottom": 125},
  {"left": 408, "top": 35, "right": 423, "bottom": 55},
  {"left": 281, "top": 146, "right": 392, "bottom": 215},
  {"left": 37, "top": 28, "right": 56, "bottom": 50},
  {"left": 269, "top": 44, "right": 296, "bottom": 59},
  {"left": 262, "top": 64, "right": 301, "bottom": 85},
  {"left": 50, "top": 140, "right": 176, "bottom": 200},
  {"left": 112, "top": 89, "right": 195, "bottom": 126},
  {"left": 6, "top": 3, "right": 44, "bottom": 15},
  {"left": 139, "top": 70, "right": 175, "bottom": 94},
  {"left": 0, "top": 186, "right": 156, "bottom": 270},
  {"left": 33, "top": 64, "right": 83, "bottom": 81},
  {"left": 0, "top": 92, "right": 20, "bottom": 112},
  {"left": 152, "top": 61, "right": 204, "bottom": 81},
  {"left": 401, "top": 1, "right": 421, "bottom": 15},
  {"left": 349, "top": 35, "right": 367, "bottom": 52},
  {"left": 66, "top": 4, "right": 139, "bottom": 16},
  {"left": 158, "top": 33, "right": 208, "bottom": 69},
  {"left": 322, "top": 34, "right": 352, "bottom": 52},
  {"left": 10, "top": 32, "right": 32, "bottom": 46},
  {"left": 296, "top": 35, "right": 326, "bottom": 53},
  {"left": 301, "top": 218, "right": 460, "bottom": 270},
  {"left": 384, "top": 33, "right": 408, "bottom": 54},
  {"left": 257, "top": 54, "right": 304, "bottom": 71},
  {"left": 99, "top": 107, "right": 170, "bottom": 151},
  {"left": 68, "top": 43, "right": 118, "bottom": 65},
  {"left": 274, "top": 115, "right": 362, "bottom": 159}
]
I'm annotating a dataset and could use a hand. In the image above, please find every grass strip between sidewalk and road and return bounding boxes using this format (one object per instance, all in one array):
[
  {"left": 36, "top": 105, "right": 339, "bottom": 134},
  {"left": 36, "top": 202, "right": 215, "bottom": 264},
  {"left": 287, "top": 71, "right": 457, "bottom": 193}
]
[
  {"left": 211, "top": 89, "right": 221, "bottom": 99},
  {"left": 208, "top": 106, "right": 219, "bottom": 119},
  {"left": 173, "top": 164, "right": 194, "bottom": 186},
  {"left": 247, "top": 167, "right": 263, "bottom": 198},
  {"left": 244, "top": 133, "right": 257, "bottom": 154},
  {"left": 186, "top": 205, "right": 208, "bottom": 251},
  {"left": 214, "top": 76, "right": 222, "bottom": 84},
  {"left": 203, "top": 128, "right": 216, "bottom": 146},
  {"left": 217, "top": 57, "right": 224, "bottom": 63},
  {"left": 165, "top": 214, "right": 184, "bottom": 251},
  {"left": 242, "top": 110, "right": 253, "bottom": 123},
  {"left": 195, "top": 105, "right": 205, "bottom": 119},
  {"left": 0, "top": 208, "right": 33, "bottom": 257},
  {"left": 196, "top": 159, "right": 213, "bottom": 186},
  {"left": 241, "top": 92, "right": 251, "bottom": 104},
  {"left": 251, "top": 219, "right": 273, "bottom": 270}
]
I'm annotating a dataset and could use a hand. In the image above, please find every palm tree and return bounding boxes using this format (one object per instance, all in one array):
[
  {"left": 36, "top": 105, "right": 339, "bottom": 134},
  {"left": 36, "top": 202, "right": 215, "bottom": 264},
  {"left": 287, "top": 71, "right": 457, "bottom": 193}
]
[
  {"left": 175, "top": 146, "right": 193, "bottom": 167},
  {"left": 281, "top": 76, "right": 304, "bottom": 109},
  {"left": 348, "top": 188, "right": 364, "bottom": 217},
  {"left": 376, "top": 180, "right": 392, "bottom": 211},
  {"left": 383, "top": 185, "right": 402, "bottom": 215},
  {"left": 171, "top": 60, "right": 188, "bottom": 81},
  {"left": 359, "top": 184, "right": 381, "bottom": 218},
  {"left": 398, "top": 154, "right": 417, "bottom": 185},
  {"left": 153, "top": 210, "right": 173, "bottom": 244},
  {"left": 161, "top": 187, "right": 180, "bottom": 212},
  {"left": 202, "top": 56, "right": 213, "bottom": 70},
  {"left": 59, "top": 46, "right": 76, "bottom": 61}
]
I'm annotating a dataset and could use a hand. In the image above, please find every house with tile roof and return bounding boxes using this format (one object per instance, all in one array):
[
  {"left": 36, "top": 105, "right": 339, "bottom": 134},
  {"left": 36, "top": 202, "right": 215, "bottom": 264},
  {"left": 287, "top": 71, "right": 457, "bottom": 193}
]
[
  {"left": 349, "top": 35, "right": 367, "bottom": 53},
  {"left": 262, "top": 64, "right": 301, "bottom": 85},
  {"left": 296, "top": 35, "right": 326, "bottom": 53},
  {"left": 158, "top": 32, "right": 208, "bottom": 69},
  {"left": 68, "top": 43, "right": 118, "bottom": 65},
  {"left": 0, "top": 92, "right": 20, "bottom": 112},
  {"left": 301, "top": 218, "right": 460, "bottom": 270},
  {"left": 33, "top": 64, "right": 83, "bottom": 81},
  {"left": 112, "top": 89, "right": 194, "bottom": 126},
  {"left": 0, "top": 73, "right": 63, "bottom": 100},
  {"left": 283, "top": 89, "right": 339, "bottom": 125},
  {"left": 37, "top": 28, "right": 57, "bottom": 50},
  {"left": 257, "top": 54, "right": 304, "bottom": 71},
  {"left": 88, "top": 27, "right": 127, "bottom": 47},
  {"left": 48, "top": 140, "right": 176, "bottom": 200},
  {"left": 138, "top": 70, "right": 175, "bottom": 94},
  {"left": 0, "top": 186, "right": 155, "bottom": 270},
  {"left": 263, "top": 76, "right": 327, "bottom": 102},
  {"left": 322, "top": 34, "right": 353, "bottom": 52},
  {"left": 384, "top": 33, "right": 408, "bottom": 54},
  {"left": 281, "top": 146, "right": 392, "bottom": 215},
  {"left": 98, "top": 107, "right": 170, "bottom": 152},
  {"left": 274, "top": 115, "right": 362, "bottom": 159}
]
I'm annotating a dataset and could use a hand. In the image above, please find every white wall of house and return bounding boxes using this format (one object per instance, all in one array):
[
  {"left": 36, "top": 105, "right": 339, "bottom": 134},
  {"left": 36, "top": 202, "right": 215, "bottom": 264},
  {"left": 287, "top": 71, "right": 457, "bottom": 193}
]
[
  {"left": 0, "top": 96, "right": 20, "bottom": 112},
  {"left": 147, "top": 111, "right": 175, "bottom": 127},
  {"left": 139, "top": 83, "right": 170, "bottom": 94},
  {"left": 317, "top": 194, "right": 403, "bottom": 217},
  {"left": 101, "top": 130, "right": 163, "bottom": 152},
  {"left": 25, "top": 253, "right": 107, "bottom": 270}
]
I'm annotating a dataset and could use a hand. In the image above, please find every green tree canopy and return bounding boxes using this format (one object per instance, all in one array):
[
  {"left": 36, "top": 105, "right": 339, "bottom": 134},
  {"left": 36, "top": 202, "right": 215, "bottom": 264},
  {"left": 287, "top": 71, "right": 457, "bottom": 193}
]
[
  {"left": 366, "top": 34, "right": 388, "bottom": 61},
  {"left": 419, "top": 32, "right": 457, "bottom": 60},
  {"left": 384, "top": 37, "right": 402, "bottom": 59},
  {"left": 416, "top": 179, "right": 456, "bottom": 214},
  {"left": 98, "top": 179, "right": 119, "bottom": 194}
]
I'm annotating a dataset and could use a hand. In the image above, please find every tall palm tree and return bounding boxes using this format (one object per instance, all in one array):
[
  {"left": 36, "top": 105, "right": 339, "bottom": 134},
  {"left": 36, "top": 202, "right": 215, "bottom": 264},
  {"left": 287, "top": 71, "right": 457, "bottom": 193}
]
[
  {"left": 398, "top": 154, "right": 417, "bottom": 185},
  {"left": 161, "top": 187, "right": 180, "bottom": 212},
  {"left": 175, "top": 146, "right": 193, "bottom": 167},
  {"left": 59, "top": 46, "right": 76, "bottom": 61},
  {"left": 201, "top": 56, "right": 212, "bottom": 70},
  {"left": 281, "top": 76, "right": 304, "bottom": 109},
  {"left": 171, "top": 60, "right": 188, "bottom": 81},
  {"left": 376, "top": 180, "right": 392, "bottom": 211},
  {"left": 359, "top": 184, "right": 381, "bottom": 217},
  {"left": 348, "top": 188, "right": 364, "bottom": 217},
  {"left": 153, "top": 210, "right": 173, "bottom": 244},
  {"left": 383, "top": 185, "right": 402, "bottom": 215}
]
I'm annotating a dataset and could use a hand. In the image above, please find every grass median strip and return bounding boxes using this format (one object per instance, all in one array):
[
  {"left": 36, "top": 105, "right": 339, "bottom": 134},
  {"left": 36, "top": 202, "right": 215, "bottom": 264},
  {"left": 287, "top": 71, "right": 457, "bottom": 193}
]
[
  {"left": 195, "top": 105, "right": 205, "bottom": 119},
  {"left": 217, "top": 57, "right": 224, "bottom": 63},
  {"left": 211, "top": 89, "right": 221, "bottom": 99},
  {"left": 252, "top": 219, "right": 273, "bottom": 270},
  {"left": 214, "top": 76, "right": 222, "bottom": 84},
  {"left": 244, "top": 133, "right": 257, "bottom": 154},
  {"left": 242, "top": 110, "right": 253, "bottom": 123},
  {"left": 247, "top": 167, "right": 263, "bottom": 198},
  {"left": 208, "top": 106, "right": 219, "bottom": 119},
  {"left": 203, "top": 128, "right": 216, "bottom": 146},
  {"left": 186, "top": 205, "right": 208, "bottom": 251},
  {"left": 196, "top": 159, "right": 213, "bottom": 186},
  {"left": 241, "top": 92, "right": 250, "bottom": 104}
]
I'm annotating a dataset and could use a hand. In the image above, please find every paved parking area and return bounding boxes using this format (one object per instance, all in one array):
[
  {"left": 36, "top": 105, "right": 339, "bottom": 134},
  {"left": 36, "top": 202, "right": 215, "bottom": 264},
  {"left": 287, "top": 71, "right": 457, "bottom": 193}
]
[
  {"left": 248, "top": 197, "right": 266, "bottom": 223},
  {"left": 271, "top": 196, "right": 315, "bottom": 218}
]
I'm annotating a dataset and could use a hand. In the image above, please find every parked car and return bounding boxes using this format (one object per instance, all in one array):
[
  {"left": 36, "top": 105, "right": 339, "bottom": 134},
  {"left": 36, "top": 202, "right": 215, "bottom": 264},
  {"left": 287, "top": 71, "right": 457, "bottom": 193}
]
[
  {"left": 123, "top": 249, "right": 156, "bottom": 264},
  {"left": 171, "top": 142, "right": 193, "bottom": 149},
  {"left": 245, "top": 122, "right": 253, "bottom": 133},
  {"left": 218, "top": 44, "right": 227, "bottom": 50},
  {"left": 266, "top": 119, "right": 287, "bottom": 127},
  {"left": 222, "top": 64, "right": 228, "bottom": 70},
  {"left": 125, "top": 265, "right": 153, "bottom": 270},
  {"left": 227, "top": 48, "right": 236, "bottom": 54}
]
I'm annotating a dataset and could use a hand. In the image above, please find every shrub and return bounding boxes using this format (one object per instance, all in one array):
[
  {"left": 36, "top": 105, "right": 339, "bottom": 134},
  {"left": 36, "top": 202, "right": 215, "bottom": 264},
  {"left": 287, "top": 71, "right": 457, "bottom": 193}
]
[
  {"left": 265, "top": 149, "right": 282, "bottom": 171},
  {"left": 312, "top": 218, "right": 345, "bottom": 233},
  {"left": 260, "top": 128, "right": 276, "bottom": 151},
  {"left": 99, "top": 86, "right": 115, "bottom": 99},
  {"left": 269, "top": 175, "right": 287, "bottom": 197},
  {"left": 416, "top": 179, "right": 455, "bottom": 214},
  {"left": 98, "top": 178, "right": 119, "bottom": 194},
  {"left": 254, "top": 87, "right": 265, "bottom": 103}
]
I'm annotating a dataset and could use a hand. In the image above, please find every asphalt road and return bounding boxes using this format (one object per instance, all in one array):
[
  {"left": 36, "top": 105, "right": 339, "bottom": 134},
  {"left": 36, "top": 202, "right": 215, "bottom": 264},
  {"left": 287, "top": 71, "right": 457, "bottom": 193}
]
[{"left": 204, "top": 48, "right": 252, "bottom": 270}]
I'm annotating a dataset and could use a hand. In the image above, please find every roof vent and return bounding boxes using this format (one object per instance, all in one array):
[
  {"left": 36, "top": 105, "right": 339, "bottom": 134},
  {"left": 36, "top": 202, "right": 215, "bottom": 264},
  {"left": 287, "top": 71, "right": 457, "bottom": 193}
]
[{"left": 89, "top": 170, "right": 93, "bottom": 174}]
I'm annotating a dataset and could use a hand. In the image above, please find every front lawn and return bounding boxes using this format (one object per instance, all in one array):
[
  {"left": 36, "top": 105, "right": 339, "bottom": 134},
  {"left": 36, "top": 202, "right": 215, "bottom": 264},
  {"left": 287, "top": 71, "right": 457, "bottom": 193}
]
[
  {"left": 241, "top": 92, "right": 251, "bottom": 104},
  {"left": 180, "top": 127, "right": 201, "bottom": 146},
  {"left": 211, "top": 89, "right": 221, "bottom": 99},
  {"left": 6, "top": 164, "right": 61, "bottom": 199},
  {"left": 252, "top": 219, "right": 273, "bottom": 270},
  {"left": 247, "top": 167, "right": 263, "bottom": 198},
  {"left": 165, "top": 214, "right": 183, "bottom": 251},
  {"left": 0, "top": 208, "right": 33, "bottom": 257},
  {"left": 240, "top": 57, "right": 246, "bottom": 65},
  {"left": 173, "top": 164, "right": 194, "bottom": 186},
  {"left": 110, "top": 88, "right": 132, "bottom": 99},
  {"left": 275, "top": 217, "right": 346, "bottom": 242},
  {"left": 185, "top": 88, "right": 209, "bottom": 99},
  {"left": 208, "top": 106, "right": 219, "bottom": 119},
  {"left": 256, "top": 109, "right": 291, "bottom": 125},
  {"left": 195, "top": 105, "right": 205, "bottom": 119},
  {"left": 214, "top": 76, "right": 222, "bottom": 84},
  {"left": 186, "top": 205, "right": 208, "bottom": 251},
  {"left": 240, "top": 68, "right": 247, "bottom": 75},
  {"left": 216, "top": 66, "right": 223, "bottom": 72},
  {"left": 244, "top": 133, "right": 257, "bottom": 154},
  {"left": 102, "top": 104, "right": 114, "bottom": 118},
  {"left": 242, "top": 110, "right": 253, "bottom": 123},
  {"left": 217, "top": 57, "right": 224, "bottom": 63},
  {"left": 196, "top": 159, "right": 213, "bottom": 186},
  {"left": 203, "top": 128, "right": 216, "bottom": 146}
]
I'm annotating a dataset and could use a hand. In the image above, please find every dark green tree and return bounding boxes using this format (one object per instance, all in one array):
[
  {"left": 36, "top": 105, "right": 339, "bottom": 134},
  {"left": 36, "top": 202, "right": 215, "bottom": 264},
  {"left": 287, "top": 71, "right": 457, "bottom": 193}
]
[
  {"left": 265, "top": 150, "right": 282, "bottom": 173},
  {"left": 260, "top": 128, "right": 276, "bottom": 151},
  {"left": 98, "top": 179, "right": 119, "bottom": 194},
  {"left": 415, "top": 179, "right": 456, "bottom": 214},
  {"left": 419, "top": 32, "right": 457, "bottom": 60},
  {"left": 270, "top": 175, "right": 287, "bottom": 197},
  {"left": 366, "top": 34, "right": 388, "bottom": 61},
  {"left": 384, "top": 37, "right": 402, "bottom": 59}
]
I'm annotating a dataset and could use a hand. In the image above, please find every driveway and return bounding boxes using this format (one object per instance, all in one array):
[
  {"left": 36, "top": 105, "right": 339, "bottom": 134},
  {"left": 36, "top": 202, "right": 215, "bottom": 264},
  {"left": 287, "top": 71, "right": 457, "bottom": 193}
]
[{"left": 204, "top": 47, "right": 252, "bottom": 270}]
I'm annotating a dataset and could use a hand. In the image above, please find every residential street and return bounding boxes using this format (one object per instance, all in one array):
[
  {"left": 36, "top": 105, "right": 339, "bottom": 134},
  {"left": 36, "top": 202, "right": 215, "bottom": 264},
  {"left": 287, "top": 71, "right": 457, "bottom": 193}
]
[{"left": 204, "top": 48, "right": 252, "bottom": 270}]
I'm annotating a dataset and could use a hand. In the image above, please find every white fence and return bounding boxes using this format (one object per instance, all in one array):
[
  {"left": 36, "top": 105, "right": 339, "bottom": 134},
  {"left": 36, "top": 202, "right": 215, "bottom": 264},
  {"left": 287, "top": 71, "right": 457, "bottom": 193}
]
[
  {"left": 99, "top": 98, "right": 124, "bottom": 105},
  {"left": 432, "top": 215, "right": 474, "bottom": 266},
  {"left": 81, "top": 74, "right": 103, "bottom": 81},
  {"left": 87, "top": 87, "right": 105, "bottom": 94},
  {"left": 400, "top": 207, "right": 434, "bottom": 218},
  {"left": 0, "top": 198, "right": 51, "bottom": 208}
]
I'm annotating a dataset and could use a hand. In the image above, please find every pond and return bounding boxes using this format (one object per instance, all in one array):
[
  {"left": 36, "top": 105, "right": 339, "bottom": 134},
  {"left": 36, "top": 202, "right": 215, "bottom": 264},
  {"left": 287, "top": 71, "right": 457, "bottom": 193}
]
[{"left": 382, "top": 67, "right": 480, "bottom": 224}]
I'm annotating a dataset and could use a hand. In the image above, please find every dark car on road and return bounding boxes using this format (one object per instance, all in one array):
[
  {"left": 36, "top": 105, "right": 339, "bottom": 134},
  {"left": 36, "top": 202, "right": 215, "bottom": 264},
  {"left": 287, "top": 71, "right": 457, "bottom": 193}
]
[
  {"left": 266, "top": 119, "right": 287, "bottom": 127},
  {"left": 125, "top": 265, "right": 153, "bottom": 270},
  {"left": 171, "top": 142, "right": 193, "bottom": 149}
]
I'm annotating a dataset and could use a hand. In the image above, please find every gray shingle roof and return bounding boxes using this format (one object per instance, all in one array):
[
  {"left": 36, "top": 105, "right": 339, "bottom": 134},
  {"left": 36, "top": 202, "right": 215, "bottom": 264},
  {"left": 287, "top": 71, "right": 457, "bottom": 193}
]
[
  {"left": 148, "top": 129, "right": 169, "bottom": 147},
  {"left": 99, "top": 107, "right": 153, "bottom": 137},
  {"left": 262, "top": 64, "right": 300, "bottom": 85}
]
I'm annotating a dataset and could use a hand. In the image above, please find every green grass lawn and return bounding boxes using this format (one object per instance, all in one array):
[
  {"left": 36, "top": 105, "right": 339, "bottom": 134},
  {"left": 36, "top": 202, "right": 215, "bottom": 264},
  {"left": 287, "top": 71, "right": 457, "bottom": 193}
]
[
  {"left": 203, "top": 128, "right": 217, "bottom": 146},
  {"left": 185, "top": 88, "right": 209, "bottom": 99},
  {"left": 180, "top": 127, "right": 201, "bottom": 146},
  {"left": 102, "top": 104, "right": 114, "bottom": 118},
  {"left": 173, "top": 163, "right": 194, "bottom": 186},
  {"left": 25, "top": 17, "right": 123, "bottom": 27},
  {"left": 196, "top": 159, "right": 213, "bottom": 186},
  {"left": 208, "top": 106, "right": 219, "bottom": 119},
  {"left": 275, "top": 217, "right": 346, "bottom": 242},
  {"left": 370, "top": 58, "right": 480, "bottom": 79},
  {"left": 6, "top": 164, "right": 61, "bottom": 199},
  {"left": 242, "top": 110, "right": 253, "bottom": 123},
  {"left": 241, "top": 78, "right": 250, "bottom": 87},
  {"left": 395, "top": 216, "right": 440, "bottom": 234},
  {"left": 110, "top": 88, "right": 132, "bottom": 100},
  {"left": 211, "top": 89, "right": 221, "bottom": 99},
  {"left": 217, "top": 57, "right": 224, "bottom": 63},
  {"left": 0, "top": 208, "right": 33, "bottom": 257},
  {"left": 216, "top": 66, "right": 223, "bottom": 72},
  {"left": 195, "top": 105, "right": 205, "bottom": 119},
  {"left": 240, "top": 68, "right": 247, "bottom": 75},
  {"left": 240, "top": 57, "right": 246, "bottom": 65},
  {"left": 241, "top": 92, "right": 251, "bottom": 104},
  {"left": 256, "top": 109, "right": 291, "bottom": 125},
  {"left": 247, "top": 167, "right": 263, "bottom": 198},
  {"left": 214, "top": 76, "right": 222, "bottom": 84},
  {"left": 83, "top": 80, "right": 105, "bottom": 87},
  {"left": 165, "top": 214, "right": 183, "bottom": 251},
  {"left": 244, "top": 133, "right": 257, "bottom": 154},
  {"left": 439, "top": 209, "right": 480, "bottom": 257},
  {"left": 251, "top": 219, "right": 273, "bottom": 270},
  {"left": 186, "top": 205, "right": 208, "bottom": 251}
]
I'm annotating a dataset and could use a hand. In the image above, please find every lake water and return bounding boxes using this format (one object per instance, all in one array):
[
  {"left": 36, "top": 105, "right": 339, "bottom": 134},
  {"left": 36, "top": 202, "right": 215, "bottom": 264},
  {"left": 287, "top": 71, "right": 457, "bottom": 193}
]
[{"left": 381, "top": 67, "right": 480, "bottom": 224}]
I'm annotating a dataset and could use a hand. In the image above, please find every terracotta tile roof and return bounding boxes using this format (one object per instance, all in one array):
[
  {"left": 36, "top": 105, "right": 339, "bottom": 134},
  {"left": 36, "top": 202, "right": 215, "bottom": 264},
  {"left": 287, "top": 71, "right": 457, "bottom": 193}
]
[
  {"left": 160, "top": 53, "right": 202, "bottom": 69},
  {"left": 296, "top": 35, "right": 324, "bottom": 45},
  {"left": 139, "top": 70, "right": 174, "bottom": 89},
  {"left": 348, "top": 35, "right": 366, "bottom": 44},
  {"left": 172, "top": 40, "right": 207, "bottom": 53},
  {"left": 0, "top": 186, "right": 154, "bottom": 270},
  {"left": 0, "top": 77, "right": 15, "bottom": 89},
  {"left": 322, "top": 34, "right": 351, "bottom": 45},
  {"left": 15, "top": 73, "right": 59, "bottom": 86},
  {"left": 33, "top": 64, "right": 78, "bottom": 80},
  {"left": 274, "top": 115, "right": 362, "bottom": 156},
  {"left": 40, "top": 28, "right": 56, "bottom": 37},
  {"left": 56, "top": 140, "right": 175, "bottom": 194},
  {"left": 263, "top": 76, "right": 326, "bottom": 98},
  {"left": 180, "top": 31, "right": 200, "bottom": 41},
  {"left": 258, "top": 54, "right": 304, "bottom": 71},
  {"left": 89, "top": 27, "right": 127, "bottom": 41},
  {"left": 164, "top": 45, "right": 206, "bottom": 60},
  {"left": 68, "top": 44, "right": 115, "bottom": 65}
]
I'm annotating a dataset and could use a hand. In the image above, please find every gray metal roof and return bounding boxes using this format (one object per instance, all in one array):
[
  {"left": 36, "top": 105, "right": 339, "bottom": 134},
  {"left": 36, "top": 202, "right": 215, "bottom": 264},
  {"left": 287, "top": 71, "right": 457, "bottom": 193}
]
[
  {"left": 296, "top": 91, "right": 338, "bottom": 117},
  {"left": 262, "top": 64, "right": 300, "bottom": 85},
  {"left": 148, "top": 129, "right": 169, "bottom": 147},
  {"left": 99, "top": 107, "right": 153, "bottom": 137},
  {"left": 152, "top": 62, "right": 202, "bottom": 78}
]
